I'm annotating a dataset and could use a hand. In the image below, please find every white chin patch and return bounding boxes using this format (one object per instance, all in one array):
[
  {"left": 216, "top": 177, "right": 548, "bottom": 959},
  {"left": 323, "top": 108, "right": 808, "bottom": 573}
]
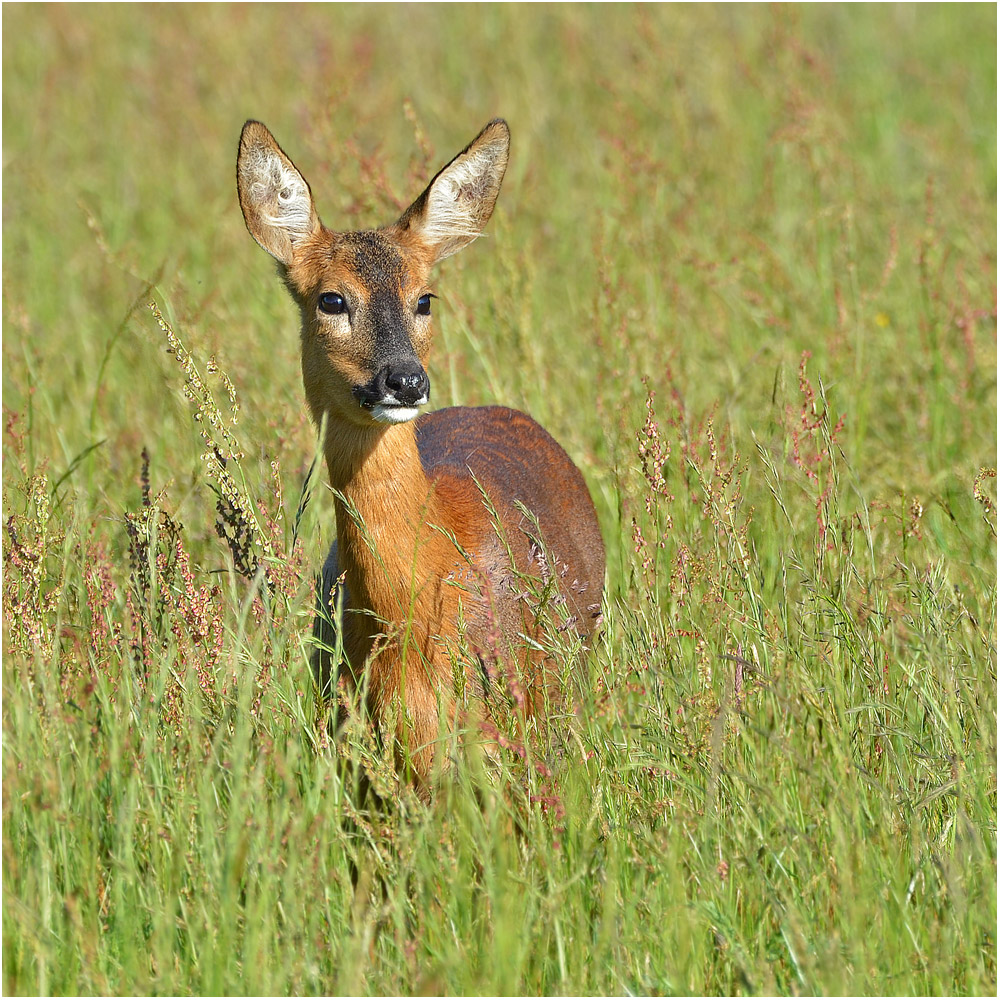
[{"left": 371, "top": 404, "right": 421, "bottom": 425}]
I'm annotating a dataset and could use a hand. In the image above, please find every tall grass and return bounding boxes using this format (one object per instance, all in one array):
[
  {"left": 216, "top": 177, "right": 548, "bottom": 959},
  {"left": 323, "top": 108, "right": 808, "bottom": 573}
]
[{"left": 3, "top": 4, "right": 996, "bottom": 995}]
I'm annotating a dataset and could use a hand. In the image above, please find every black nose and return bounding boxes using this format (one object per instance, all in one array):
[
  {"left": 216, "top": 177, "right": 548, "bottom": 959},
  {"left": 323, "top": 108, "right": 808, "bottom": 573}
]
[
  {"left": 383, "top": 364, "right": 429, "bottom": 406},
  {"left": 353, "top": 362, "right": 431, "bottom": 410}
]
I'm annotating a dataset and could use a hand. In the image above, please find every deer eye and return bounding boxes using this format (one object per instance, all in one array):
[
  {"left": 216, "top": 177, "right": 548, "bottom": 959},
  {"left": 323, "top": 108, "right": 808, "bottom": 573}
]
[
  {"left": 318, "top": 292, "right": 347, "bottom": 315},
  {"left": 416, "top": 294, "right": 433, "bottom": 316}
]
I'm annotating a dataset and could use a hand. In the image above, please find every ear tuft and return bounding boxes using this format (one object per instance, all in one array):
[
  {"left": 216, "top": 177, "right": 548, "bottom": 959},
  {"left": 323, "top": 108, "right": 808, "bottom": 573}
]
[
  {"left": 237, "top": 120, "right": 319, "bottom": 264},
  {"left": 398, "top": 119, "right": 510, "bottom": 263}
]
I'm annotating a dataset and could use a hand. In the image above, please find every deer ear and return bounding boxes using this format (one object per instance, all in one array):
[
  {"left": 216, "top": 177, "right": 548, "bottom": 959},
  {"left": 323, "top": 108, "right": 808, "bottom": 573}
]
[
  {"left": 397, "top": 119, "right": 510, "bottom": 263},
  {"left": 237, "top": 120, "right": 320, "bottom": 264}
]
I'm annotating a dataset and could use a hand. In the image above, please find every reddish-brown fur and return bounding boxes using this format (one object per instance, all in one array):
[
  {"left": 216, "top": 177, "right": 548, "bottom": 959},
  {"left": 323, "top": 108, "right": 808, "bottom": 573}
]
[{"left": 237, "top": 119, "right": 605, "bottom": 786}]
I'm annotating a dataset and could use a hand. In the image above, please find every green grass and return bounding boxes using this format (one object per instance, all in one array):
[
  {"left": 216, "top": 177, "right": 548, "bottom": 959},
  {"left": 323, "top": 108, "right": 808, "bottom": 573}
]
[{"left": 3, "top": 4, "right": 996, "bottom": 995}]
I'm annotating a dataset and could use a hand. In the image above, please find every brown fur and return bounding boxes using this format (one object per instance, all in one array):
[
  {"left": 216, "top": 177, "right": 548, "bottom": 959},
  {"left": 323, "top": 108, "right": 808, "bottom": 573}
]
[{"left": 237, "top": 119, "right": 605, "bottom": 787}]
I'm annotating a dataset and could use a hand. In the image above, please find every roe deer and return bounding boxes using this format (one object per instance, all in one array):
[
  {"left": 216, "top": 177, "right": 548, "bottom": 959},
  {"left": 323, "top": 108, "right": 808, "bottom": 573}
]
[{"left": 237, "top": 118, "right": 605, "bottom": 787}]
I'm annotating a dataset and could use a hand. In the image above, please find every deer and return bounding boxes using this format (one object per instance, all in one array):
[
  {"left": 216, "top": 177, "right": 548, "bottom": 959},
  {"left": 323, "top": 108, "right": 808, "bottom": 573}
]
[{"left": 236, "top": 118, "right": 605, "bottom": 789}]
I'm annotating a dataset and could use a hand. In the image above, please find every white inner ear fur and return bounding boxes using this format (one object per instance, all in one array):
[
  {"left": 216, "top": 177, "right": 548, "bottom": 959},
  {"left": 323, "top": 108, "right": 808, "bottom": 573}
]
[
  {"left": 422, "top": 144, "right": 502, "bottom": 251},
  {"left": 246, "top": 146, "right": 314, "bottom": 238}
]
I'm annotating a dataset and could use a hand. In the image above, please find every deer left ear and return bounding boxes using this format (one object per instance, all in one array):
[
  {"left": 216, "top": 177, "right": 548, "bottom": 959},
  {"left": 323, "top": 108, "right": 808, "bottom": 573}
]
[
  {"left": 237, "top": 120, "right": 320, "bottom": 265},
  {"left": 397, "top": 119, "right": 510, "bottom": 263}
]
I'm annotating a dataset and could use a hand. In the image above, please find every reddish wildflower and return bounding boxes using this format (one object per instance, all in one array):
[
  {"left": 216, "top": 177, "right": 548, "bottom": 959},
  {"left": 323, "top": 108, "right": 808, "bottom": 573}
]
[
  {"left": 637, "top": 382, "right": 674, "bottom": 518},
  {"left": 787, "top": 351, "right": 846, "bottom": 554}
]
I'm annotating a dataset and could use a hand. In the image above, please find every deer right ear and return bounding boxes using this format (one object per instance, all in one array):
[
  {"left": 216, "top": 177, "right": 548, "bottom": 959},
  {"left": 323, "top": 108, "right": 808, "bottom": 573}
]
[
  {"left": 237, "top": 120, "right": 320, "bottom": 264},
  {"left": 397, "top": 119, "right": 510, "bottom": 263}
]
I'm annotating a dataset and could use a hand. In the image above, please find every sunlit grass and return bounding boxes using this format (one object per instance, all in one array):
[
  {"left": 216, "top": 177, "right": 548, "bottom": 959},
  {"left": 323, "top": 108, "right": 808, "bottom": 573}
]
[{"left": 3, "top": 4, "right": 996, "bottom": 995}]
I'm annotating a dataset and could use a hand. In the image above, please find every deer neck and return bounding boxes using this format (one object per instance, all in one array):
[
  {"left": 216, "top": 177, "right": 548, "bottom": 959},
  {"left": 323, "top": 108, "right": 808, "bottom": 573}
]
[{"left": 324, "top": 420, "right": 441, "bottom": 620}]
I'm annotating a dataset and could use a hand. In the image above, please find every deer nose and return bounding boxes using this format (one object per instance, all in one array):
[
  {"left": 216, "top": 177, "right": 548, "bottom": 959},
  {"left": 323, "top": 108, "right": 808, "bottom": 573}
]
[
  {"left": 383, "top": 364, "right": 430, "bottom": 406},
  {"left": 352, "top": 362, "right": 431, "bottom": 412}
]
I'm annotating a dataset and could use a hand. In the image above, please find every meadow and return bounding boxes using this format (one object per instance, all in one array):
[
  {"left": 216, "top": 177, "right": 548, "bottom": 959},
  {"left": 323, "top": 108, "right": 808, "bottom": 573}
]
[{"left": 2, "top": 4, "right": 996, "bottom": 995}]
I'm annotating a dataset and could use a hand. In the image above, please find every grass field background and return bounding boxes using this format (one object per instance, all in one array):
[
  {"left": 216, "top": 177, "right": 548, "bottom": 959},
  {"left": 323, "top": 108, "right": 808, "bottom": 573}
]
[{"left": 3, "top": 4, "right": 996, "bottom": 995}]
